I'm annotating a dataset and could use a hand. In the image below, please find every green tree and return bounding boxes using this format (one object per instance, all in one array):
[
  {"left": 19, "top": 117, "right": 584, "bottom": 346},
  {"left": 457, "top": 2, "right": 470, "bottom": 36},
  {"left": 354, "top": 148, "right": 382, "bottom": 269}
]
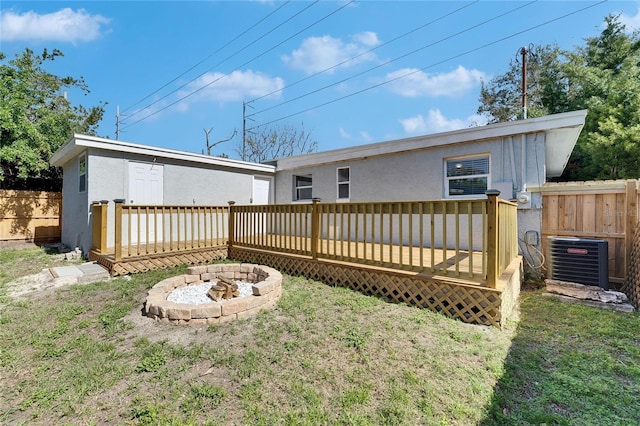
[
  {"left": 0, "top": 48, "right": 105, "bottom": 190},
  {"left": 478, "top": 44, "right": 565, "bottom": 123},
  {"left": 477, "top": 15, "right": 640, "bottom": 180}
]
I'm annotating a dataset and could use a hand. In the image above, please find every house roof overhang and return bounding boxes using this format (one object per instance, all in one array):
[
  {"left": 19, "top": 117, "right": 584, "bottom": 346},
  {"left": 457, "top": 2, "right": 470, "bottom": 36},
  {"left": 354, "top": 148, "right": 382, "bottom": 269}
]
[
  {"left": 274, "top": 110, "right": 587, "bottom": 177},
  {"left": 50, "top": 134, "right": 276, "bottom": 174}
]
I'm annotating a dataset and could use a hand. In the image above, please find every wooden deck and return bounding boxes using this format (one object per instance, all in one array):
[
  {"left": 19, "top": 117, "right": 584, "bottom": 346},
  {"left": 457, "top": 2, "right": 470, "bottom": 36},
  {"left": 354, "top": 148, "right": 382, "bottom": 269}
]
[{"left": 91, "top": 235, "right": 487, "bottom": 283}]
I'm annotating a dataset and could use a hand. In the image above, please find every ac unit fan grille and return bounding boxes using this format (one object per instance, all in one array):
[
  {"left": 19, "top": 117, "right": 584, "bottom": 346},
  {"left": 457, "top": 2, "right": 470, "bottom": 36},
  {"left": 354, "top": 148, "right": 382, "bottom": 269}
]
[{"left": 547, "top": 237, "right": 608, "bottom": 289}]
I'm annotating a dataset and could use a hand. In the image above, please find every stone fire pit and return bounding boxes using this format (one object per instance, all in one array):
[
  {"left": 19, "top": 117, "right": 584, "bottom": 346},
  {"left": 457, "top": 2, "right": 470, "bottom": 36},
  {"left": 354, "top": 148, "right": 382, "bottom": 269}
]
[{"left": 144, "top": 263, "right": 282, "bottom": 325}]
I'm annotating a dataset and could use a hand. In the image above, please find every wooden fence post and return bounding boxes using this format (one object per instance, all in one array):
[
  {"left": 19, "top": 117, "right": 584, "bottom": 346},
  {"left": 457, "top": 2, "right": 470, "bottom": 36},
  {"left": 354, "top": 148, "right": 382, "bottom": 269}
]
[
  {"left": 227, "top": 201, "right": 236, "bottom": 248},
  {"left": 114, "top": 199, "right": 124, "bottom": 262},
  {"left": 311, "top": 198, "right": 322, "bottom": 260},
  {"left": 625, "top": 180, "right": 638, "bottom": 279},
  {"left": 486, "top": 189, "right": 500, "bottom": 289}
]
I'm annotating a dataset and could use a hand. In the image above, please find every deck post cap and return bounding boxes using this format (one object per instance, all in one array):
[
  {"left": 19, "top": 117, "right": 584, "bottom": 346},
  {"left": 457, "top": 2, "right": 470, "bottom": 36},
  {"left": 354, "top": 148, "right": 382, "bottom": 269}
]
[{"left": 485, "top": 189, "right": 501, "bottom": 196}]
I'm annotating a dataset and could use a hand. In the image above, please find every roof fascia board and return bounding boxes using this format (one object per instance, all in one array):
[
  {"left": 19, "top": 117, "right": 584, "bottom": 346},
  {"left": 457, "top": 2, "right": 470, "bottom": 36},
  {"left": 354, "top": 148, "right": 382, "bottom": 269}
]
[
  {"left": 276, "top": 110, "right": 587, "bottom": 171},
  {"left": 50, "top": 134, "right": 275, "bottom": 173}
]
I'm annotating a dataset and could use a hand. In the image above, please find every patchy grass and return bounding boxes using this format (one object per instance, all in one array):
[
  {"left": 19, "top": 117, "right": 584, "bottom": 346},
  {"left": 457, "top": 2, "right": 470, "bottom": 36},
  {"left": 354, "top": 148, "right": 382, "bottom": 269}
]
[
  {"left": 0, "top": 246, "right": 78, "bottom": 287},
  {"left": 0, "top": 248, "right": 639, "bottom": 425},
  {"left": 481, "top": 292, "right": 640, "bottom": 425}
]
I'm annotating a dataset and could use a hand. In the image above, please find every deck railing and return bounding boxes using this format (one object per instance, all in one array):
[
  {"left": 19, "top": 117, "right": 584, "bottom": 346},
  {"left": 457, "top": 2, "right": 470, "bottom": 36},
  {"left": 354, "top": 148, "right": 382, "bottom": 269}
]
[
  {"left": 230, "top": 192, "right": 518, "bottom": 287},
  {"left": 93, "top": 192, "right": 518, "bottom": 288},
  {"left": 92, "top": 201, "right": 229, "bottom": 261}
]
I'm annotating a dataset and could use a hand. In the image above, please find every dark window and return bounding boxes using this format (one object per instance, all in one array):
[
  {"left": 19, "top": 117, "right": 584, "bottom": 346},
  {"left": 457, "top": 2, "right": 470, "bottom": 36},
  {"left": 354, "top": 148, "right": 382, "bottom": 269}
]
[
  {"left": 337, "top": 167, "right": 350, "bottom": 199},
  {"left": 294, "top": 175, "right": 312, "bottom": 200}
]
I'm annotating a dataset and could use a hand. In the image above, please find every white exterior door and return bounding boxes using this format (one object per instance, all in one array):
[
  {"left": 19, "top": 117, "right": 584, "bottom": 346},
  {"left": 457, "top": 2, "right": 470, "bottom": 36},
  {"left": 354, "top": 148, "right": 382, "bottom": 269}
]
[
  {"left": 252, "top": 177, "right": 271, "bottom": 205},
  {"left": 128, "top": 162, "right": 164, "bottom": 244},
  {"left": 129, "top": 161, "right": 163, "bottom": 204}
]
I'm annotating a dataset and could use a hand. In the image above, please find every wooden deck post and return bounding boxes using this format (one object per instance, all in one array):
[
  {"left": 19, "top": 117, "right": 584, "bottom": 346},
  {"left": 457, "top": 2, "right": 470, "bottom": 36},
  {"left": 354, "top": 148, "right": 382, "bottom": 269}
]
[
  {"left": 114, "top": 199, "right": 125, "bottom": 262},
  {"left": 228, "top": 201, "right": 236, "bottom": 248},
  {"left": 91, "top": 201, "right": 109, "bottom": 253},
  {"left": 311, "top": 198, "right": 321, "bottom": 260},
  {"left": 625, "top": 180, "right": 638, "bottom": 279},
  {"left": 486, "top": 189, "right": 500, "bottom": 288}
]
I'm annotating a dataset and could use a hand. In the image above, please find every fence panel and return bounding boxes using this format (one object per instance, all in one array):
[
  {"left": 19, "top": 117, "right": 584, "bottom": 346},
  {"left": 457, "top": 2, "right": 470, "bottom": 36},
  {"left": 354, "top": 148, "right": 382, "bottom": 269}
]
[
  {"left": 540, "top": 180, "right": 639, "bottom": 284},
  {"left": 0, "top": 190, "right": 61, "bottom": 243}
]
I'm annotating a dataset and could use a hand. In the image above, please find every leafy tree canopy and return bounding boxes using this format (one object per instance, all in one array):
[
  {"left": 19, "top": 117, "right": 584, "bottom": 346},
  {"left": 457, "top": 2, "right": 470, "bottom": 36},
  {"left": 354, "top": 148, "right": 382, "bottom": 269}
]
[
  {"left": 238, "top": 123, "right": 318, "bottom": 163},
  {"left": 477, "top": 15, "right": 640, "bottom": 180},
  {"left": 0, "top": 48, "right": 105, "bottom": 190}
]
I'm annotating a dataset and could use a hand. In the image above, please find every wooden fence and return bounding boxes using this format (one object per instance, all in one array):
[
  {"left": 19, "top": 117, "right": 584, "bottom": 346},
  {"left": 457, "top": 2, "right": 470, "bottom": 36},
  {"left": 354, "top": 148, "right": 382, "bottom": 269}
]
[
  {"left": 538, "top": 180, "right": 639, "bottom": 285},
  {"left": 0, "top": 190, "right": 61, "bottom": 243}
]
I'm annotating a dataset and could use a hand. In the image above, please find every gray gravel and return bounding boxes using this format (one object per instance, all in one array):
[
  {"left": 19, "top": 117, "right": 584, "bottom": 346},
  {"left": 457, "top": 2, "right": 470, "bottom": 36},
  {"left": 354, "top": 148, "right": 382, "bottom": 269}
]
[{"left": 167, "top": 281, "right": 254, "bottom": 304}]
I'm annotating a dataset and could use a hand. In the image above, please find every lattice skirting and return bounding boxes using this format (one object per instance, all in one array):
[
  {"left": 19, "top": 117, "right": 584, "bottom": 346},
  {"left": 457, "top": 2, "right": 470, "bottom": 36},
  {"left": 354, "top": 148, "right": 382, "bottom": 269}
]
[
  {"left": 622, "top": 221, "right": 640, "bottom": 308},
  {"left": 230, "top": 247, "right": 516, "bottom": 328},
  {"left": 90, "top": 247, "right": 228, "bottom": 277}
]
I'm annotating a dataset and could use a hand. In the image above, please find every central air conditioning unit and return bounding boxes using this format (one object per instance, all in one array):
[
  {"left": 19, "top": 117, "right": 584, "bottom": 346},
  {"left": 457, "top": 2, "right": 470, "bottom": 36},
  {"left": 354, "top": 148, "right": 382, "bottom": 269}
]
[{"left": 546, "top": 237, "right": 609, "bottom": 289}]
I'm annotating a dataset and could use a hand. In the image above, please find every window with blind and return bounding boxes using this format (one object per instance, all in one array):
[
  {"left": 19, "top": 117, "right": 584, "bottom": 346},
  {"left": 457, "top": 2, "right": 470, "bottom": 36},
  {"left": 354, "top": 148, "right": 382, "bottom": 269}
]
[{"left": 445, "top": 155, "right": 489, "bottom": 197}]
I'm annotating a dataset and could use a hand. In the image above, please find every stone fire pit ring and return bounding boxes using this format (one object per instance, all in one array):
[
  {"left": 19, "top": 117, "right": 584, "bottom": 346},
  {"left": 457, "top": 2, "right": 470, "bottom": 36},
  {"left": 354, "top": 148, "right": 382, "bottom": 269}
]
[{"left": 144, "top": 263, "right": 282, "bottom": 325}]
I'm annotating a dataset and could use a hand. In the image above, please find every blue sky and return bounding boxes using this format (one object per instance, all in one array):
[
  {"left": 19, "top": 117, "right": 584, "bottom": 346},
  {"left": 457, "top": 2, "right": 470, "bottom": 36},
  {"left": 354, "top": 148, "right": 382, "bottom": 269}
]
[{"left": 2, "top": 1, "right": 640, "bottom": 159}]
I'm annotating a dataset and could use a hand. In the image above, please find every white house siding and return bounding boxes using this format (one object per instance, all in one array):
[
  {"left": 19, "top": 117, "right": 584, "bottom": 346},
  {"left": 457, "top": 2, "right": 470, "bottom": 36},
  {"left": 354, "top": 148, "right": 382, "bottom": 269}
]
[
  {"left": 52, "top": 136, "right": 274, "bottom": 255},
  {"left": 274, "top": 134, "right": 546, "bottom": 204},
  {"left": 163, "top": 161, "right": 253, "bottom": 206},
  {"left": 274, "top": 133, "right": 548, "bottom": 254},
  {"left": 60, "top": 154, "right": 88, "bottom": 251}
]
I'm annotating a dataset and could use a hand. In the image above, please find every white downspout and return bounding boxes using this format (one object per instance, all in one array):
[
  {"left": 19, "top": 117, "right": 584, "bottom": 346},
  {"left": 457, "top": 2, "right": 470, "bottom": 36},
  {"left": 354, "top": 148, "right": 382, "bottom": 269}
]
[
  {"left": 509, "top": 136, "right": 518, "bottom": 197},
  {"left": 520, "top": 134, "right": 527, "bottom": 192}
]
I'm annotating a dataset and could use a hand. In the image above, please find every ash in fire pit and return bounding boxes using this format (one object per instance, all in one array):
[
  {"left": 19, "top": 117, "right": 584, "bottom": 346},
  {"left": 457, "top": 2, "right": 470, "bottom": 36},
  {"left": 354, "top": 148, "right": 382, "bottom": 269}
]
[{"left": 144, "top": 263, "right": 282, "bottom": 325}]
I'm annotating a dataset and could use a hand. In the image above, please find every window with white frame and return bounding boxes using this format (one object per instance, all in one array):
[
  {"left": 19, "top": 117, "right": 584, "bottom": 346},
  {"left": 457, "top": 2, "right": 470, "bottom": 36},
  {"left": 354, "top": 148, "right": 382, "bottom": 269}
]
[
  {"left": 78, "top": 154, "right": 87, "bottom": 193},
  {"left": 337, "top": 167, "right": 350, "bottom": 200},
  {"left": 445, "top": 155, "right": 489, "bottom": 197},
  {"left": 294, "top": 174, "right": 312, "bottom": 201}
]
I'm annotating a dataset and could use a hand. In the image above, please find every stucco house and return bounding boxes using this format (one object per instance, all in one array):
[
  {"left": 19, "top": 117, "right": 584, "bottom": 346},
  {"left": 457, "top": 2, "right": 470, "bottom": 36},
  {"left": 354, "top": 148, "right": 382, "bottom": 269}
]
[
  {"left": 50, "top": 135, "right": 275, "bottom": 254},
  {"left": 50, "top": 110, "right": 586, "bottom": 258},
  {"left": 269, "top": 110, "right": 587, "bottom": 254}
]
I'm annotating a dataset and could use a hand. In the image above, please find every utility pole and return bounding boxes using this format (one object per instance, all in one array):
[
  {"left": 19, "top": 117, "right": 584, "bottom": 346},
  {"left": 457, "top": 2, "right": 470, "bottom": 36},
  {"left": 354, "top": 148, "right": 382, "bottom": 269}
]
[
  {"left": 115, "top": 105, "right": 128, "bottom": 140},
  {"left": 116, "top": 105, "right": 121, "bottom": 140},
  {"left": 243, "top": 101, "right": 254, "bottom": 161},
  {"left": 520, "top": 46, "right": 528, "bottom": 120}
]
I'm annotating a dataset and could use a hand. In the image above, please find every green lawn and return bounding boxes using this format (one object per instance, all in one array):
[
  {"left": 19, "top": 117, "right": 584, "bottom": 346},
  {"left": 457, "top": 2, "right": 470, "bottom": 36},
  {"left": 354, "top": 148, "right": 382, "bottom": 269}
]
[{"left": 0, "top": 247, "right": 638, "bottom": 425}]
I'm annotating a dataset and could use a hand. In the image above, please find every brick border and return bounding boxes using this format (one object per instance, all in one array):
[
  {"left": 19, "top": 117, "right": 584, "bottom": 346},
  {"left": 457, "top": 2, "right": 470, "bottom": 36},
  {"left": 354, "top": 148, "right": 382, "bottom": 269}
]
[{"left": 144, "top": 263, "right": 282, "bottom": 325}]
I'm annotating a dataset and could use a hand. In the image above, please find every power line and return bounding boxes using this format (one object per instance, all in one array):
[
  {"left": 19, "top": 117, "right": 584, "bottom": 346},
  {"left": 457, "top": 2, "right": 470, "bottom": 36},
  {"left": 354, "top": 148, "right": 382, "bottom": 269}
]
[
  {"left": 121, "top": 1, "right": 292, "bottom": 115},
  {"left": 247, "top": 0, "right": 480, "bottom": 105},
  {"left": 248, "top": 0, "right": 607, "bottom": 130},
  {"left": 122, "top": 0, "right": 325, "bottom": 128},
  {"left": 248, "top": 0, "right": 536, "bottom": 120}
]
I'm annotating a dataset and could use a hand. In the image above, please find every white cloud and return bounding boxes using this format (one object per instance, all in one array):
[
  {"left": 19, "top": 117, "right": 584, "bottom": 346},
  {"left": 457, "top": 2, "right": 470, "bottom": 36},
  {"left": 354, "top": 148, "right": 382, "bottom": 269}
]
[
  {"left": 385, "top": 66, "right": 487, "bottom": 98},
  {"left": 339, "top": 127, "right": 373, "bottom": 143},
  {"left": 339, "top": 128, "right": 352, "bottom": 140},
  {"left": 400, "top": 109, "right": 487, "bottom": 135},
  {"left": 0, "top": 8, "right": 110, "bottom": 42},
  {"left": 359, "top": 130, "right": 373, "bottom": 142},
  {"left": 619, "top": 6, "right": 640, "bottom": 31},
  {"left": 282, "top": 32, "right": 380, "bottom": 74},
  {"left": 179, "top": 70, "right": 284, "bottom": 106}
]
